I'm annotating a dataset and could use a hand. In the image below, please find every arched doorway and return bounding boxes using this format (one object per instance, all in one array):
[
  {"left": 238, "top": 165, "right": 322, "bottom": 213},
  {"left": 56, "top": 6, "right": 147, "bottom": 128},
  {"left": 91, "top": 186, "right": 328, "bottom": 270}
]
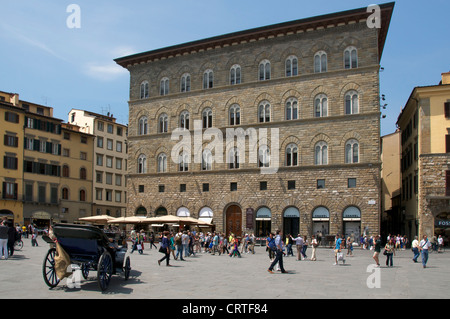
[
  {"left": 435, "top": 212, "right": 450, "bottom": 247},
  {"left": 343, "top": 206, "right": 361, "bottom": 243},
  {"left": 226, "top": 205, "right": 242, "bottom": 238},
  {"left": 283, "top": 207, "right": 300, "bottom": 237},
  {"left": 135, "top": 206, "right": 147, "bottom": 217},
  {"left": 155, "top": 207, "right": 168, "bottom": 216},
  {"left": 255, "top": 207, "right": 271, "bottom": 237},
  {"left": 312, "top": 206, "right": 330, "bottom": 245},
  {"left": 176, "top": 207, "right": 190, "bottom": 217}
]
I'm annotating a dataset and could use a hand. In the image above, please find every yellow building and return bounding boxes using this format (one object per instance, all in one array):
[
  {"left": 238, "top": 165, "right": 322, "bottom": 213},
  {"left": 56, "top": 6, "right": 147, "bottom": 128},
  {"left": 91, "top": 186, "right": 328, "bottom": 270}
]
[
  {"left": 397, "top": 72, "right": 450, "bottom": 242},
  {"left": 0, "top": 91, "right": 24, "bottom": 225},
  {"left": 60, "top": 123, "right": 94, "bottom": 223},
  {"left": 380, "top": 130, "right": 402, "bottom": 235},
  {"left": 22, "top": 99, "right": 63, "bottom": 227}
]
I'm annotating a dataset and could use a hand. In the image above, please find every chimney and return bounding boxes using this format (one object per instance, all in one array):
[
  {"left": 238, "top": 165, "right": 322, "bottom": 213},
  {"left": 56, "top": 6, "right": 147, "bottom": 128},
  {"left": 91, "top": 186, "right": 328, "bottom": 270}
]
[{"left": 442, "top": 72, "right": 450, "bottom": 85}]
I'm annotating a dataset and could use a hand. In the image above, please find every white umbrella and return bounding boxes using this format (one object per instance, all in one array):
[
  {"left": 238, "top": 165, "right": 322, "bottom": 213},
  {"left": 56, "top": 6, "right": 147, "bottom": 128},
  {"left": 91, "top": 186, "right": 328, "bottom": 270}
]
[
  {"left": 179, "top": 216, "right": 213, "bottom": 226},
  {"left": 140, "top": 215, "right": 182, "bottom": 224},
  {"left": 78, "top": 215, "right": 116, "bottom": 224},
  {"left": 107, "top": 216, "right": 147, "bottom": 224}
]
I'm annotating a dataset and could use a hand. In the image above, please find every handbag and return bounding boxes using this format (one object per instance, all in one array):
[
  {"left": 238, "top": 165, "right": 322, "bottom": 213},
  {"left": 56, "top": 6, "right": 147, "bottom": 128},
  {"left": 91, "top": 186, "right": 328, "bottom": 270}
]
[
  {"left": 383, "top": 249, "right": 388, "bottom": 255},
  {"left": 159, "top": 246, "right": 166, "bottom": 253}
]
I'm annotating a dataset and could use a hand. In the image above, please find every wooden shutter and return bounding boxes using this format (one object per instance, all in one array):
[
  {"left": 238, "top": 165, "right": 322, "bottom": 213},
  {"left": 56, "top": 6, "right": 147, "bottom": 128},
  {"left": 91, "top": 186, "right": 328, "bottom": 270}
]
[
  {"left": 446, "top": 171, "right": 450, "bottom": 196},
  {"left": 445, "top": 102, "right": 450, "bottom": 118},
  {"left": 446, "top": 135, "right": 450, "bottom": 153}
]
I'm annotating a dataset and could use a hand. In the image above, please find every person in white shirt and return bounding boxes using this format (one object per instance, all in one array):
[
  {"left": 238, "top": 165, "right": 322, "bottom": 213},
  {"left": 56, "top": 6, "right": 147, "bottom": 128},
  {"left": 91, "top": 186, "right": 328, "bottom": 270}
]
[
  {"left": 438, "top": 235, "right": 444, "bottom": 253},
  {"left": 419, "top": 235, "right": 431, "bottom": 268},
  {"left": 292, "top": 234, "right": 304, "bottom": 261},
  {"left": 411, "top": 236, "right": 420, "bottom": 263}
]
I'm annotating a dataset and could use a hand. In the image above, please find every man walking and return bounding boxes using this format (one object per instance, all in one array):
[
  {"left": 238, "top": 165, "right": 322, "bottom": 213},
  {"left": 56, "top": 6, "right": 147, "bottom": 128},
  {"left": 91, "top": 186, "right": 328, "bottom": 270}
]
[
  {"left": 411, "top": 236, "right": 420, "bottom": 263},
  {"left": 419, "top": 235, "right": 431, "bottom": 268},
  {"left": 268, "top": 230, "right": 288, "bottom": 274}
]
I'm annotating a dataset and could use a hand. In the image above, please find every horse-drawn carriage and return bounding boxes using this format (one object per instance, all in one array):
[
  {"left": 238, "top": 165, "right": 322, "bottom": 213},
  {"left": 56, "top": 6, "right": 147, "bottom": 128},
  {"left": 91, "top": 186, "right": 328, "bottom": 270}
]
[{"left": 42, "top": 223, "right": 131, "bottom": 291}]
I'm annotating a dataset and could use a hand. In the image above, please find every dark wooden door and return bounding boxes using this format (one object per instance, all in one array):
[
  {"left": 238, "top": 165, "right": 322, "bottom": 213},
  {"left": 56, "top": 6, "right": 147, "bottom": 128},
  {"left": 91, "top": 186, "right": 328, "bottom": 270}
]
[{"left": 226, "top": 205, "right": 242, "bottom": 238}]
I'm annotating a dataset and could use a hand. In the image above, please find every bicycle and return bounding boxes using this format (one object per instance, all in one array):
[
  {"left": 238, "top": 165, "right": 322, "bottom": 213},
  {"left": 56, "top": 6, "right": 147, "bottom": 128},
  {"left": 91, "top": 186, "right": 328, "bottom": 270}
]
[{"left": 14, "top": 239, "right": 24, "bottom": 250}]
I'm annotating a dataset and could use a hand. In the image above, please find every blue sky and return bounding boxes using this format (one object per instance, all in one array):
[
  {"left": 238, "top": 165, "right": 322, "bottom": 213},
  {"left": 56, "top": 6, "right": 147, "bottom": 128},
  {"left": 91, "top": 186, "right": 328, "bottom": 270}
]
[{"left": 0, "top": 0, "right": 449, "bottom": 136}]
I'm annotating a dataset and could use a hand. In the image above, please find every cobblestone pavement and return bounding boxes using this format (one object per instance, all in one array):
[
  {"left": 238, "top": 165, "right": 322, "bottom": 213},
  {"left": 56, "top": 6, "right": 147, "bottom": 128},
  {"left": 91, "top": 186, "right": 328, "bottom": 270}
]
[{"left": 1, "top": 237, "right": 449, "bottom": 299}]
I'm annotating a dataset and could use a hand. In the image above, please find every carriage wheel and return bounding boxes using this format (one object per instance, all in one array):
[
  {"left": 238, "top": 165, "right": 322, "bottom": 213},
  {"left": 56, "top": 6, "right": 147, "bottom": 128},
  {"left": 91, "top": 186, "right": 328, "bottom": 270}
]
[
  {"left": 15, "top": 240, "right": 24, "bottom": 250},
  {"left": 123, "top": 256, "right": 131, "bottom": 280},
  {"left": 97, "top": 251, "right": 113, "bottom": 291},
  {"left": 43, "top": 248, "right": 61, "bottom": 288},
  {"left": 81, "top": 263, "right": 89, "bottom": 280}
]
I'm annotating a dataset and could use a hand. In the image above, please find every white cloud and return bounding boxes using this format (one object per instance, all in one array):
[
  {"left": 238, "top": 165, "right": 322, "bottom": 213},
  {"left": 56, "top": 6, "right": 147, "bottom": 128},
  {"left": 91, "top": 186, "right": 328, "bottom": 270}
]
[{"left": 83, "top": 62, "right": 128, "bottom": 81}]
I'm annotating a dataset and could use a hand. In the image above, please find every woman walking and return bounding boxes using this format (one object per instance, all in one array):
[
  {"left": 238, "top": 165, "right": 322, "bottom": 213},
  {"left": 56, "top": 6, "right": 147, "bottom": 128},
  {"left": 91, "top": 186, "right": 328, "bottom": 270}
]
[
  {"left": 310, "top": 235, "right": 318, "bottom": 261},
  {"left": 385, "top": 238, "right": 395, "bottom": 267},
  {"left": 158, "top": 231, "right": 172, "bottom": 267}
]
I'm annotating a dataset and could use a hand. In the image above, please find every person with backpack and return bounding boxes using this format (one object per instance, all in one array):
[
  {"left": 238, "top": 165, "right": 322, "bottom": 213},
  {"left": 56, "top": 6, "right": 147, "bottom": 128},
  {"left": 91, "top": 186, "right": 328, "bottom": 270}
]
[
  {"left": 267, "top": 230, "right": 288, "bottom": 274},
  {"left": 175, "top": 232, "right": 185, "bottom": 261},
  {"left": 266, "top": 233, "right": 276, "bottom": 261}
]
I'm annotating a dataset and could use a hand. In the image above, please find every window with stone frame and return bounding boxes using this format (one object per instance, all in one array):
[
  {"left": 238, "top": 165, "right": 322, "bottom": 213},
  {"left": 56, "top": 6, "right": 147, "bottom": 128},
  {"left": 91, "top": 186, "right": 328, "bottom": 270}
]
[
  {"left": 285, "top": 55, "right": 298, "bottom": 77},
  {"left": 259, "top": 60, "right": 271, "bottom": 81},
  {"left": 344, "top": 46, "right": 358, "bottom": 69},
  {"left": 140, "top": 81, "right": 149, "bottom": 99},
  {"left": 314, "top": 51, "right": 327, "bottom": 73},
  {"left": 230, "top": 64, "right": 241, "bottom": 85},
  {"left": 345, "top": 90, "right": 359, "bottom": 115}
]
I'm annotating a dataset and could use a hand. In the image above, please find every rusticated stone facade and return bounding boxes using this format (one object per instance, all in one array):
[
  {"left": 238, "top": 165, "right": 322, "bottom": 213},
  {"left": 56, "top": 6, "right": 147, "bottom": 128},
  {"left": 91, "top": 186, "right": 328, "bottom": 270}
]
[
  {"left": 418, "top": 154, "right": 450, "bottom": 237},
  {"left": 116, "top": 4, "right": 395, "bottom": 239}
]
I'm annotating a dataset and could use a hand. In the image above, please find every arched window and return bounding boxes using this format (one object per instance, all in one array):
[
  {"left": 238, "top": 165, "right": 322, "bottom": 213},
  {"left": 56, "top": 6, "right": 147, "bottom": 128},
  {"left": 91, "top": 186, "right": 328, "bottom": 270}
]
[
  {"left": 138, "top": 116, "right": 148, "bottom": 135},
  {"left": 157, "top": 153, "right": 167, "bottom": 173},
  {"left": 259, "top": 60, "right": 271, "bottom": 81},
  {"left": 202, "top": 108, "right": 213, "bottom": 129},
  {"left": 315, "top": 141, "right": 328, "bottom": 165},
  {"left": 285, "top": 55, "right": 298, "bottom": 77},
  {"left": 345, "top": 91, "right": 359, "bottom": 115},
  {"left": 286, "top": 143, "right": 298, "bottom": 166},
  {"left": 160, "top": 77, "right": 169, "bottom": 96},
  {"left": 80, "top": 167, "right": 87, "bottom": 180},
  {"left": 229, "top": 104, "right": 241, "bottom": 126},
  {"left": 203, "top": 69, "right": 213, "bottom": 89},
  {"left": 258, "top": 145, "right": 270, "bottom": 168},
  {"left": 181, "top": 73, "right": 191, "bottom": 92},
  {"left": 159, "top": 113, "right": 168, "bottom": 133},
  {"left": 314, "top": 94, "right": 328, "bottom": 118},
  {"left": 79, "top": 189, "right": 86, "bottom": 202},
  {"left": 179, "top": 151, "right": 189, "bottom": 172},
  {"left": 61, "top": 187, "right": 69, "bottom": 200},
  {"left": 138, "top": 154, "right": 147, "bottom": 173},
  {"left": 202, "top": 149, "right": 212, "bottom": 171},
  {"left": 258, "top": 101, "right": 271, "bottom": 123},
  {"left": 140, "top": 81, "right": 149, "bottom": 99},
  {"left": 345, "top": 139, "right": 359, "bottom": 163},
  {"left": 230, "top": 64, "right": 241, "bottom": 85},
  {"left": 229, "top": 147, "right": 240, "bottom": 169},
  {"left": 286, "top": 98, "right": 298, "bottom": 120},
  {"left": 180, "top": 111, "right": 190, "bottom": 130},
  {"left": 314, "top": 51, "right": 327, "bottom": 73},
  {"left": 344, "top": 47, "right": 358, "bottom": 69}
]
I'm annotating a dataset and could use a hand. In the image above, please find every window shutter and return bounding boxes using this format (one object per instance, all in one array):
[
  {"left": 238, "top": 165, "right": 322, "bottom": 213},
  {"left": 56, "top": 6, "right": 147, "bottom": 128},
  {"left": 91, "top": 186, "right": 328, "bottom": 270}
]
[
  {"left": 446, "top": 170, "right": 450, "bottom": 196},
  {"left": 445, "top": 102, "right": 450, "bottom": 118},
  {"left": 446, "top": 135, "right": 450, "bottom": 153}
]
